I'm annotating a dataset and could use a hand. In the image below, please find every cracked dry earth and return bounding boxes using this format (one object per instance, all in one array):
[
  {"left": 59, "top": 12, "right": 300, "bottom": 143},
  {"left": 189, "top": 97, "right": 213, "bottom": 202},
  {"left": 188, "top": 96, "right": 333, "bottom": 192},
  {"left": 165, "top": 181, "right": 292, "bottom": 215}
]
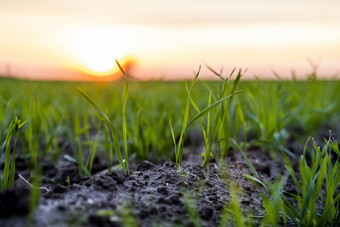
[{"left": 0, "top": 147, "right": 288, "bottom": 227}]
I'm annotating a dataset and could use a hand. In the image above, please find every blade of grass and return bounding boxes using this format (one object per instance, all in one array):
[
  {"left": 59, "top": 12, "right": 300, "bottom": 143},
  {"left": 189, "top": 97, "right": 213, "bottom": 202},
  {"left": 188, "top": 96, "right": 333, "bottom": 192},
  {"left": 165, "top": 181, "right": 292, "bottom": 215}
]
[
  {"left": 282, "top": 151, "right": 302, "bottom": 193},
  {"left": 186, "top": 90, "right": 243, "bottom": 129},
  {"left": 169, "top": 120, "right": 178, "bottom": 165},
  {"left": 230, "top": 138, "right": 259, "bottom": 179},
  {"left": 77, "top": 139, "right": 83, "bottom": 175},
  {"left": 118, "top": 59, "right": 129, "bottom": 172},
  {"left": 86, "top": 133, "right": 99, "bottom": 173},
  {"left": 77, "top": 87, "right": 125, "bottom": 172},
  {"left": 176, "top": 66, "right": 201, "bottom": 168}
]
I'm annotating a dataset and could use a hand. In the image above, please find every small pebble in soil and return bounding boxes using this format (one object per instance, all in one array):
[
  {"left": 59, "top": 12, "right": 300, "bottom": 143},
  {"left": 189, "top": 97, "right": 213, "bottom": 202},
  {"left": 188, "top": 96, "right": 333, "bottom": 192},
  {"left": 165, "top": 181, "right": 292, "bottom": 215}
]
[{"left": 87, "top": 198, "right": 94, "bottom": 205}]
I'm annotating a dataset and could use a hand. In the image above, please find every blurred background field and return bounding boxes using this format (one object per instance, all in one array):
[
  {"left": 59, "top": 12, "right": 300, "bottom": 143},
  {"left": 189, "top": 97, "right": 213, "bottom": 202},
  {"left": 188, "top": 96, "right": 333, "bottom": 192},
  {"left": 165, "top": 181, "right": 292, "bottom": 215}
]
[{"left": 1, "top": 75, "right": 339, "bottom": 166}]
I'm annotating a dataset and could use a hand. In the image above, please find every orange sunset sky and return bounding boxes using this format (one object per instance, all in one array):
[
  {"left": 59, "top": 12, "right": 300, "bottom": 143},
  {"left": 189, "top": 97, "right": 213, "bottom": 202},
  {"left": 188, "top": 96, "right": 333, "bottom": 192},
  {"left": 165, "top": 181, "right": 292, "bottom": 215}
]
[{"left": 0, "top": 0, "right": 340, "bottom": 80}]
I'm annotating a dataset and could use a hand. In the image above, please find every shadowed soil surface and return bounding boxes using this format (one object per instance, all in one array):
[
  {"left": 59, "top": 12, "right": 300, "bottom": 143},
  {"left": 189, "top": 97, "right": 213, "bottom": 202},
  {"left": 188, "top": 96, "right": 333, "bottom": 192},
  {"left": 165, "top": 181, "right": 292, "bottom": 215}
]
[
  {"left": 2, "top": 126, "right": 338, "bottom": 227},
  {"left": 0, "top": 147, "right": 293, "bottom": 227}
]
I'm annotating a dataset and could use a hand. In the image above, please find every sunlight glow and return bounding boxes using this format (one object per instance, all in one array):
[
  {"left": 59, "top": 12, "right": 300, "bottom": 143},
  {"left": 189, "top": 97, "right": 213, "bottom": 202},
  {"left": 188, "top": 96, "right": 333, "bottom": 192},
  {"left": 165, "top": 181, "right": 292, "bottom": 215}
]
[
  {"left": 1, "top": 0, "right": 340, "bottom": 80},
  {"left": 66, "top": 25, "right": 134, "bottom": 76}
]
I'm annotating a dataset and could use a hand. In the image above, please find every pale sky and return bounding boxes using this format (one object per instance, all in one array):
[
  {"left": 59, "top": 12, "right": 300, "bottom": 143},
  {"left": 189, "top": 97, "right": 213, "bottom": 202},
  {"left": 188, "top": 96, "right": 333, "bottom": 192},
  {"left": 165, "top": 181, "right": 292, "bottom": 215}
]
[{"left": 1, "top": 0, "right": 340, "bottom": 80}]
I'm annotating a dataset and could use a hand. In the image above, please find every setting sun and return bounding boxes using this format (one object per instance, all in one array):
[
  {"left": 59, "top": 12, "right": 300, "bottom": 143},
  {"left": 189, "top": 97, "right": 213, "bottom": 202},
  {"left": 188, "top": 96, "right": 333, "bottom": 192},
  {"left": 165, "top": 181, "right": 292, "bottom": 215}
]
[{"left": 65, "top": 25, "right": 134, "bottom": 77}]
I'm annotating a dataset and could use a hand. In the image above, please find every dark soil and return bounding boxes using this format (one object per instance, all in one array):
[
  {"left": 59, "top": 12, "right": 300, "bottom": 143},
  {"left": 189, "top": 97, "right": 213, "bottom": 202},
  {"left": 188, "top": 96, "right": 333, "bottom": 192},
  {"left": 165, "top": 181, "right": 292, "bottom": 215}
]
[{"left": 0, "top": 128, "right": 337, "bottom": 227}]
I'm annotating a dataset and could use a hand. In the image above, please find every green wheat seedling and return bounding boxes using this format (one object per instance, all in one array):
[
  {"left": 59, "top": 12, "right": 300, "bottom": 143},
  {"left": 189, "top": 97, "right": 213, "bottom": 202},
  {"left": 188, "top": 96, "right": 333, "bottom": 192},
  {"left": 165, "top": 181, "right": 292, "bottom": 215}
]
[
  {"left": 281, "top": 137, "right": 340, "bottom": 226},
  {"left": 77, "top": 60, "right": 129, "bottom": 173},
  {"left": 229, "top": 183, "right": 246, "bottom": 227},
  {"left": 63, "top": 139, "right": 91, "bottom": 176},
  {"left": 85, "top": 133, "right": 100, "bottom": 173},
  {"left": 211, "top": 66, "right": 245, "bottom": 158},
  {"left": 1, "top": 116, "right": 27, "bottom": 190},
  {"left": 170, "top": 66, "right": 201, "bottom": 169},
  {"left": 183, "top": 192, "right": 202, "bottom": 227},
  {"left": 190, "top": 89, "right": 242, "bottom": 173},
  {"left": 0, "top": 98, "right": 18, "bottom": 141},
  {"left": 261, "top": 174, "right": 289, "bottom": 226},
  {"left": 218, "top": 183, "right": 255, "bottom": 227},
  {"left": 118, "top": 201, "right": 139, "bottom": 227},
  {"left": 243, "top": 136, "right": 340, "bottom": 226},
  {"left": 28, "top": 167, "right": 44, "bottom": 221},
  {"left": 169, "top": 66, "right": 241, "bottom": 171},
  {"left": 189, "top": 67, "right": 244, "bottom": 172}
]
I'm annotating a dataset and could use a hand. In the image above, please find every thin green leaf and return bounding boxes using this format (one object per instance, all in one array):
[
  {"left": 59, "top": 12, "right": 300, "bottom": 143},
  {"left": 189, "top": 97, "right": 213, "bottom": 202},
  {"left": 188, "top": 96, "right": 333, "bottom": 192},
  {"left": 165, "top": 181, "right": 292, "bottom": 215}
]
[
  {"left": 77, "top": 87, "right": 125, "bottom": 172},
  {"left": 169, "top": 120, "right": 178, "bottom": 165},
  {"left": 8, "top": 151, "right": 15, "bottom": 188},
  {"left": 282, "top": 151, "right": 301, "bottom": 192},
  {"left": 176, "top": 65, "right": 201, "bottom": 168},
  {"left": 122, "top": 73, "right": 129, "bottom": 172},
  {"left": 301, "top": 177, "right": 316, "bottom": 218},
  {"left": 230, "top": 139, "right": 259, "bottom": 179},
  {"left": 77, "top": 88, "right": 114, "bottom": 128},
  {"left": 186, "top": 90, "right": 243, "bottom": 129},
  {"left": 244, "top": 174, "right": 266, "bottom": 188}
]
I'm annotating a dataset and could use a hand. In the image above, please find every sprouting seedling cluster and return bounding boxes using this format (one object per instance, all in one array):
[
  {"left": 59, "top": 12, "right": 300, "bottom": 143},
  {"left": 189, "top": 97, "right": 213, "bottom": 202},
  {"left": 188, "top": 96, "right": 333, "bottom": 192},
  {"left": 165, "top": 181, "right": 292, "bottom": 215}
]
[
  {"left": 77, "top": 59, "right": 129, "bottom": 173},
  {"left": 1, "top": 116, "right": 27, "bottom": 190},
  {"left": 240, "top": 136, "right": 340, "bottom": 226},
  {"left": 170, "top": 65, "right": 243, "bottom": 172}
]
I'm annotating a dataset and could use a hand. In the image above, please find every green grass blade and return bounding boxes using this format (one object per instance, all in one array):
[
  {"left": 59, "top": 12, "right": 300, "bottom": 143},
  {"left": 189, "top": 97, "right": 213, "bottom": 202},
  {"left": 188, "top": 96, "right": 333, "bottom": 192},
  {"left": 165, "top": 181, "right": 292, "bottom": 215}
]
[
  {"left": 230, "top": 139, "right": 259, "bottom": 179},
  {"left": 282, "top": 151, "right": 301, "bottom": 192},
  {"left": 3, "top": 126, "right": 14, "bottom": 189},
  {"left": 0, "top": 141, "right": 5, "bottom": 160},
  {"left": 8, "top": 152, "right": 16, "bottom": 188},
  {"left": 89, "top": 135, "right": 99, "bottom": 173},
  {"left": 327, "top": 138, "right": 340, "bottom": 157},
  {"left": 77, "top": 139, "right": 83, "bottom": 175},
  {"left": 230, "top": 183, "right": 245, "bottom": 227},
  {"left": 302, "top": 136, "right": 311, "bottom": 157},
  {"left": 122, "top": 75, "right": 128, "bottom": 172},
  {"left": 117, "top": 59, "right": 129, "bottom": 172},
  {"left": 207, "top": 93, "right": 212, "bottom": 135},
  {"left": 281, "top": 196, "right": 301, "bottom": 225},
  {"left": 169, "top": 120, "right": 178, "bottom": 166},
  {"left": 77, "top": 88, "right": 114, "bottom": 128},
  {"left": 183, "top": 192, "right": 202, "bottom": 227},
  {"left": 77, "top": 87, "right": 125, "bottom": 172},
  {"left": 300, "top": 176, "right": 317, "bottom": 219},
  {"left": 186, "top": 90, "right": 242, "bottom": 129},
  {"left": 228, "top": 69, "right": 242, "bottom": 105},
  {"left": 204, "top": 104, "right": 222, "bottom": 171},
  {"left": 177, "top": 66, "right": 201, "bottom": 168},
  {"left": 112, "top": 126, "right": 125, "bottom": 171},
  {"left": 8, "top": 129, "right": 18, "bottom": 188},
  {"left": 190, "top": 97, "right": 208, "bottom": 146},
  {"left": 244, "top": 174, "right": 266, "bottom": 188},
  {"left": 2, "top": 117, "right": 26, "bottom": 189}
]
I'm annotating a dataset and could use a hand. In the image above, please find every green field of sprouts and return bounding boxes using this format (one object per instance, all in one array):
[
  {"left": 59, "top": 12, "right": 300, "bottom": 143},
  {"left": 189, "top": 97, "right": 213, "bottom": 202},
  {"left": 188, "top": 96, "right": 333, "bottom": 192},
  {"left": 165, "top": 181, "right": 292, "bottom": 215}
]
[
  {"left": 1, "top": 76, "right": 339, "bottom": 164},
  {"left": 1, "top": 69, "right": 340, "bottom": 226}
]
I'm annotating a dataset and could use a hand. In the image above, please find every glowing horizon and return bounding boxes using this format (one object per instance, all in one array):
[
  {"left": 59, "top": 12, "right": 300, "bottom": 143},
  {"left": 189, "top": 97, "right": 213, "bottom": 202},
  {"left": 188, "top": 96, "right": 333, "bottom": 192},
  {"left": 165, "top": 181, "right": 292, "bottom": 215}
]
[{"left": 1, "top": 0, "right": 340, "bottom": 80}]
